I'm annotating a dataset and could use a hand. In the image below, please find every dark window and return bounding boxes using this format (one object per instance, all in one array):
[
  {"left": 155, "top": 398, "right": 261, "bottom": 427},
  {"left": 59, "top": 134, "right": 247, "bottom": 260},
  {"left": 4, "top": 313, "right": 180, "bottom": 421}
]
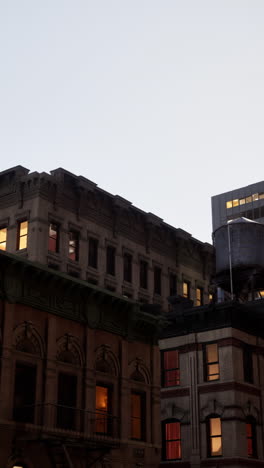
[
  {"left": 123, "top": 253, "right": 132, "bottom": 283},
  {"left": 162, "top": 350, "right": 180, "bottom": 387},
  {"left": 88, "top": 238, "right": 98, "bottom": 269},
  {"left": 95, "top": 385, "right": 112, "bottom": 435},
  {"left": 162, "top": 420, "right": 181, "bottom": 460},
  {"left": 0, "top": 227, "right": 7, "bottom": 251},
  {"left": 106, "top": 246, "right": 115, "bottom": 276},
  {"left": 69, "top": 231, "right": 79, "bottom": 261},
  {"left": 13, "top": 363, "right": 37, "bottom": 423},
  {"left": 140, "top": 261, "right": 148, "bottom": 289},
  {"left": 196, "top": 287, "right": 203, "bottom": 306},
  {"left": 246, "top": 417, "right": 257, "bottom": 458},
  {"left": 207, "top": 417, "right": 222, "bottom": 457},
  {"left": 154, "top": 266, "right": 162, "bottom": 295},
  {"left": 49, "top": 223, "right": 59, "bottom": 253},
  {"left": 204, "top": 343, "right": 220, "bottom": 381},
  {"left": 183, "top": 281, "right": 190, "bottom": 298},
  {"left": 17, "top": 220, "right": 28, "bottom": 250},
  {"left": 131, "top": 392, "right": 145, "bottom": 440},
  {"left": 57, "top": 373, "right": 77, "bottom": 430},
  {"left": 243, "top": 346, "right": 253, "bottom": 384},
  {"left": 169, "top": 274, "right": 177, "bottom": 296}
]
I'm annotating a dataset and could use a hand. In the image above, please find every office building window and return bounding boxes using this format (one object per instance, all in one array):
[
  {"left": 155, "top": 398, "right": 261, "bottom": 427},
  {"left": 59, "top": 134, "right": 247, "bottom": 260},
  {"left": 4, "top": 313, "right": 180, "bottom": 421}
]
[
  {"left": 205, "top": 343, "right": 220, "bottom": 381},
  {"left": 243, "top": 346, "right": 253, "bottom": 384},
  {"left": 208, "top": 417, "right": 222, "bottom": 457},
  {"left": 17, "top": 221, "right": 28, "bottom": 250},
  {"left": 131, "top": 392, "right": 145, "bottom": 440},
  {"left": 123, "top": 253, "right": 132, "bottom": 283},
  {"left": 68, "top": 231, "right": 79, "bottom": 261},
  {"left": 0, "top": 227, "right": 7, "bottom": 251},
  {"left": 96, "top": 385, "right": 111, "bottom": 434},
  {"left": 140, "top": 260, "right": 148, "bottom": 289},
  {"left": 163, "top": 420, "right": 181, "bottom": 460},
  {"left": 162, "top": 350, "right": 180, "bottom": 387},
  {"left": 183, "top": 281, "right": 190, "bottom": 299},
  {"left": 48, "top": 223, "right": 59, "bottom": 253},
  {"left": 196, "top": 287, "right": 203, "bottom": 306},
  {"left": 169, "top": 274, "right": 177, "bottom": 296},
  {"left": 154, "top": 266, "right": 162, "bottom": 295},
  {"left": 106, "top": 246, "right": 115, "bottom": 276},
  {"left": 246, "top": 418, "right": 257, "bottom": 458},
  {"left": 88, "top": 238, "right": 98, "bottom": 269}
]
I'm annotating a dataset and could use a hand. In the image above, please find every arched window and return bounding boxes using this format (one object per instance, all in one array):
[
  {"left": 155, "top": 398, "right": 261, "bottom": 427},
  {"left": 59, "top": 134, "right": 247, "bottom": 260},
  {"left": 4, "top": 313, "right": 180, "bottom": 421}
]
[
  {"left": 162, "top": 419, "right": 181, "bottom": 460},
  {"left": 207, "top": 416, "right": 222, "bottom": 457},
  {"left": 246, "top": 417, "right": 257, "bottom": 458}
]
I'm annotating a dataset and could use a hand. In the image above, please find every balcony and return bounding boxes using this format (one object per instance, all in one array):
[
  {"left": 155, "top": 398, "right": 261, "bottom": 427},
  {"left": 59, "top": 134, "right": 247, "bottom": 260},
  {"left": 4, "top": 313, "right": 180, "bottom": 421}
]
[{"left": 10, "top": 404, "right": 120, "bottom": 448}]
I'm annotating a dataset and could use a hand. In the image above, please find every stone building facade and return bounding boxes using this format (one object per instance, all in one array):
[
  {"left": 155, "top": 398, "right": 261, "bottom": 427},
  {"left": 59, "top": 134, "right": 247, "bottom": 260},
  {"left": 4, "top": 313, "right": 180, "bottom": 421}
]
[
  {"left": 159, "top": 297, "right": 264, "bottom": 468},
  {"left": 0, "top": 166, "right": 214, "bottom": 311},
  {"left": 0, "top": 250, "right": 163, "bottom": 468}
]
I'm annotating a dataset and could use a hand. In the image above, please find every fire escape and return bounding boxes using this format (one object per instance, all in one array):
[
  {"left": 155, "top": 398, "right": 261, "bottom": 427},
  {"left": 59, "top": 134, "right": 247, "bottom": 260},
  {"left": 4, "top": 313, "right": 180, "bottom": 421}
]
[{"left": 13, "top": 403, "right": 120, "bottom": 468}]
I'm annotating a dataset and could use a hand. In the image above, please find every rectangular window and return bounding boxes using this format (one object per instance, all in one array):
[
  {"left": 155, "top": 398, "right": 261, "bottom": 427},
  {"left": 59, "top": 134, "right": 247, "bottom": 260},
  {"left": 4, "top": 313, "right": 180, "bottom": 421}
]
[
  {"left": 243, "top": 346, "right": 253, "bottom": 384},
  {"left": 57, "top": 373, "right": 77, "bottom": 430},
  {"left": 123, "top": 253, "right": 132, "bottom": 283},
  {"left": 106, "top": 246, "right": 115, "bottom": 276},
  {"left": 13, "top": 363, "right": 36, "bottom": 423},
  {"left": 48, "top": 223, "right": 59, "bottom": 253},
  {"left": 233, "top": 199, "right": 239, "bottom": 207},
  {"left": 209, "top": 293, "right": 213, "bottom": 302},
  {"left": 246, "top": 195, "right": 252, "bottom": 204},
  {"left": 88, "top": 237, "right": 98, "bottom": 269},
  {"left": 247, "top": 421, "right": 257, "bottom": 458},
  {"left": 164, "top": 421, "right": 181, "bottom": 460},
  {"left": 17, "top": 220, "right": 28, "bottom": 250},
  {"left": 96, "top": 385, "right": 111, "bottom": 434},
  {"left": 196, "top": 287, "right": 203, "bottom": 306},
  {"left": 0, "top": 227, "right": 7, "bottom": 251},
  {"left": 252, "top": 193, "right": 259, "bottom": 202},
  {"left": 68, "top": 231, "right": 79, "bottom": 261},
  {"left": 226, "top": 200, "right": 232, "bottom": 209},
  {"left": 162, "top": 350, "right": 180, "bottom": 387},
  {"left": 240, "top": 198, "right": 246, "bottom": 205},
  {"left": 169, "top": 274, "right": 177, "bottom": 296},
  {"left": 131, "top": 392, "right": 145, "bottom": 440},
  {"left": 208, "top": 417, "right": 222, "bottom": 456},
  {"left": 259, "top": 193, "right": 264, "bottom": 200},
  {"left": 140, "top": 260, "right": 148, "bottom": 289},
  {"left": 154, "top": 266, "right": 162, "bottom": 295},
  {"left": 183, "top": 281, "right": 190, "bottom": 299},
  {"left": 205, "top": 343, "right": 220, "bottom": 381}
]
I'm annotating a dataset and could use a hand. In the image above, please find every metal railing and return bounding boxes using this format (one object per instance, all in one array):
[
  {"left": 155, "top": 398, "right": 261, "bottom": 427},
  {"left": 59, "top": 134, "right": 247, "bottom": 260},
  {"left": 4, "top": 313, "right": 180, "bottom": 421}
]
[{"left": 13, "top": 403, "right": 120, "bottom": 442}]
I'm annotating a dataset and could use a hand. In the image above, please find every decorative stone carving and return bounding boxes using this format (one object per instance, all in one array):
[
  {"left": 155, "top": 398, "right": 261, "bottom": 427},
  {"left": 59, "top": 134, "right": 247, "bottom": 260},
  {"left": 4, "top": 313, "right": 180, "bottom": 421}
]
[
  {"left": 13, "top": 321, "right": 45, "bottom": 357},
  {"left": 95, "top": 344, "right": 120, "bottom": 376},
  {"left": 56, "top": 333, "right": 84, "bottom": 366},
  {"left": 129, "top": 357, "right": 151, "bottom": 385}
]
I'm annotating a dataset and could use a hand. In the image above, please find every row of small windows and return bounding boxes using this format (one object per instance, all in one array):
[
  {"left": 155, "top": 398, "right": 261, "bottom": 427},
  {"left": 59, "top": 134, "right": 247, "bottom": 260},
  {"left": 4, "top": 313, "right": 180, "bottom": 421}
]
[
  {"left": 162, "top": 343, "right": 253, "bottom": 387},
  {"left": 163, "top": 417, "right": 257, "bottom": 460},
  {"left": 0, "top": 222, "right": 206, "bottom": 304},
  {"left": 226, "top": 192, "right": 264, "bottom": 209}
]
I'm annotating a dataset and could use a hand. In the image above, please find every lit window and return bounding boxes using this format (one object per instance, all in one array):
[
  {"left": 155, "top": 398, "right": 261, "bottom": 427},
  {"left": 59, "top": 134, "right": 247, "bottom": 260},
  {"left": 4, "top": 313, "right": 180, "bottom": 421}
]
[
  {"left": 0, "top": 227, "right": 7, "bottom": 251},
  {"left": 246, "top": 418, "right": 257, "bottom": 458},
  {"left": 131, "top": 392, "right": 145, "bottom": 440},
  {"left": 226, "top": 201, "right": 232, "bottom": 209},
  {"left": 205, "top": 343, "right": 220, "bottom": 381},
  {"left": 259, "top": 193, "right": 264, "bottom": 200},
  {"left": 183, "top": 281, "right": 190, "bottom": 299},
  {"left": 233, "top": 199, "right": 239, "bottom": 207},
  {"left": 48, "top": 223, "right": 59, "bottom": 252},
  {"left": 209, "top": 293, "right": 213, "bottom": 303},
  {"left": 208, "top": 417, "right": 222, "bottom": 456},
  {"left": 196, "top": 287, "right": 203, "bottom": 306},
  {"left": 246, "top": 196, "right": 252, "bottom": 204},
  {"left": 96, "top": 385, "right": 111, "bottom": 434},
  {"left": 240, "top": 198, "right": 246, "bottom": 205},
  {"left": 252, "top": 193, "right": 259, "bottom": 202},
  {"left": 69, "top": 231, "right": 79, "bottom": 261},
  {"left": 17, "top": 221, "right": 28, "bottom": 250},
  {"left": 163, "top": 421, "right": 181, "bottom": 460},
  {"left": 162, "top": 350, "right": 180, "bottom": 387}
]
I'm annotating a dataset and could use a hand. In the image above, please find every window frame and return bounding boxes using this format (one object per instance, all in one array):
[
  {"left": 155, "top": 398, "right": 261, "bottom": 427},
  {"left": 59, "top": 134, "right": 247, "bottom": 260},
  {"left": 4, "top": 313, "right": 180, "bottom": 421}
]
[
  {"left": 246, "top": 417, "right": 257, "bottom": 458},
  {"left": 139, "top": 260, "right": 148, "bottom": 289},
  {"left": 161, "top": 349, "right": 180, "bottom": 387},
  {"left": 123, "top": 252, "right": 133, "bottom": 283},
  {"left": 95, "top": 383, "right": 113, "bottom": 436},
  {"left": 0, "top": 226, "right": 7, "bottom": 251},
  {"left": 48, "top": 222, "right": 59, "bottom": 253},
  {"left": 68, "top": 230, "right": 79, "bottom": 262},
  {"left": 183, "top": 280, "right": 190, "bottom": 299},
  {"left": 17, "top": 220, "right": 28, "bottom": 250},
  {"left": 207, "top": 415, "right": 223, "bottom": 457},
  {"left": 154, "top": 266, "right": 162, "bottom": 296},
  {"left": 243, "top": 345, "right": 253, "bottom": 384},
  {"left": 162, "top": 419, "right": 182, "bottom": 461},
  {"left": 130, "top": 391, "right": 146, "bottom": 441},
  {"left": 196, "top": 287, "right": 203, "bottom": 306},
  {"left": 204, "top": 343, "right": 220, "bottom": 382},
  {"left": 169, "top": 273, "right": 177, "bottom": 296},
  {"left": 88, "top": 237, "right": 99, "bottom": 269},
  {"left": 106, "top": 245, "right": 116, "bottom": 276}
]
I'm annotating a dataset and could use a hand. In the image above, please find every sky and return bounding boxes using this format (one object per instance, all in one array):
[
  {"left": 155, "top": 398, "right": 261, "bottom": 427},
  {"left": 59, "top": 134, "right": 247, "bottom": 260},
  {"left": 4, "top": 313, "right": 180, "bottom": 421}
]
[{"left": 1, "top": 1, "right": 264, "bottom": 244}]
